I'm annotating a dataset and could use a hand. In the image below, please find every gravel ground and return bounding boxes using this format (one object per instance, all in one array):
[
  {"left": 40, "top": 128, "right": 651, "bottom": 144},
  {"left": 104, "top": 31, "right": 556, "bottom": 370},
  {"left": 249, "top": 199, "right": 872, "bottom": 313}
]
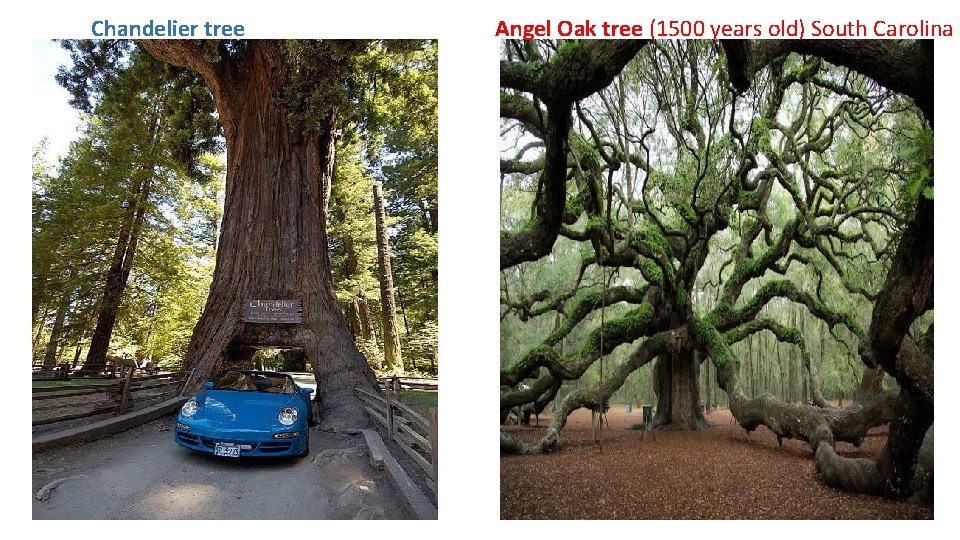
[{"left": 501, "top": 405, "right": 933, "bottom": 519}]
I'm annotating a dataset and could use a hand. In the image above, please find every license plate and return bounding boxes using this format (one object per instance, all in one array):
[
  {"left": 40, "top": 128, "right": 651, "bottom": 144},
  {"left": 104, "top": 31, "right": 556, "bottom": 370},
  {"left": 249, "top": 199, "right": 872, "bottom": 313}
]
[{"left": 214, "top": 442, "right": 241, "bottom": 457}]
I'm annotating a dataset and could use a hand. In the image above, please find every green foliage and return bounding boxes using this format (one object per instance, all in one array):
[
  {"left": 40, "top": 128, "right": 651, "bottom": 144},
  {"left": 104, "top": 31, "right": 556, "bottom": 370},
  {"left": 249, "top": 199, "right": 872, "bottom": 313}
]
[
  {"left": 693, "top": 317, "right": 733, "bottom": 369},
  {"left": 578, "top": 303, "right": 654, "bottom": 356},
  {"left": 554, "top": 40, "right": 583, "bottom": 59},
  {"left": 403, "top": 320, "right": 438, "bottom": 371},
  {"left": 896, "top": 114, "right": 933, "bottom": 211},
  {"left": 397, "top": 390, "right": 438, "bottom": 419},
  {"left": 35, "top": 42, "right": 223, "bottom": 367},
  {"left": 329, "top": 140, "right": 379, "bottom": 303},
  {"left": 252, "top": 348, "right": 308, "bottom": 372},
  {"left": 639, "top": 257, "right": 664, "bottom": 286},
  {"left": 638, "top": 221, "right": 672, "bottom": 259},
  {"left": 749, "top": 116, "right": 773, "bottom": 153}
]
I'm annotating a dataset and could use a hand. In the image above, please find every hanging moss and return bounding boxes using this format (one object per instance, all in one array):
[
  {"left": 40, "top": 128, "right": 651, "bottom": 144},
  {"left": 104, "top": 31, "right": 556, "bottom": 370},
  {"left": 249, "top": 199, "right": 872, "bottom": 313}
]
[
  {"left": 679, "top": 202, "right": 698, "bottom": 224},
  {"left": 728, "top": 255, "right": 762, "bottom": 287},
  {"left": 638, "top": 222, "right": 672, "bottom": 259},
  {"left": 749, "top": 116, "right": 773, "bottom": 153},
  {"left": 693, "top": 316, "right": 733, "bottom": 368},
  {"left": 545, "top": 290, "right": 604, "bottom": 345},
  {"left": 555, "top": 40, "right": 584, "bottom": 60},
  {"left": 790, "top": 57, "right": 821, "bottom": 82},
  {"left": 504, "top": 343, "right": 557, "bottom": 376},
  {"left": 564, "top": 189, "right": 588, "bottom": 220},
  {"left": 577, "top": 302, "right": 654, "bottom": 356},
  {"left": 676, "top": 282, "right": 688, "bottom": 306},
  {"left": 640, "top": 258, "right": 664, "bottom": 286}
]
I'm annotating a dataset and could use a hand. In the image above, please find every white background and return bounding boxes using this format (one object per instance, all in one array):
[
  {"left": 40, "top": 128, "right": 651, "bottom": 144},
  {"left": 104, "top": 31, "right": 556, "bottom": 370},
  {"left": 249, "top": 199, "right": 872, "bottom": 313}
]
[{"left": 3, "top": 0, "right": 955, "bottom": 533}]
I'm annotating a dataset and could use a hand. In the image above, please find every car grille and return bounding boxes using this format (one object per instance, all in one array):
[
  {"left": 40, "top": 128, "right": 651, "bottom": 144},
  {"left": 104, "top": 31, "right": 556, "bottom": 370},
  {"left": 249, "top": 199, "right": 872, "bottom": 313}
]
[
  {"left": 176, "top": 432, "right": 200, "bottom": 446},
  {"left": 178, "top": 434, "right": 294, "bottom": 454},
  {"left": 258, "top": 441, "right": 293, "bottom": 453}
]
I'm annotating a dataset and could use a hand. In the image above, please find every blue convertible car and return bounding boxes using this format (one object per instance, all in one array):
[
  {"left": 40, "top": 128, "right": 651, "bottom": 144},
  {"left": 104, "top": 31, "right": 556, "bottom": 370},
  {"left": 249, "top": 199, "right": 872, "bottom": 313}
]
[{"left": 174, "top": 370, "right": 317, "bottom": 458}]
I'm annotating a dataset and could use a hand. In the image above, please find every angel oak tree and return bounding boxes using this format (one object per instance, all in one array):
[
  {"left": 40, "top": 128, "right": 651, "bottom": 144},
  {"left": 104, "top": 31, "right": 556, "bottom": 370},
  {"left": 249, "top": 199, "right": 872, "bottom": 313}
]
[{"left": 499, "top": 39, "right": 933, "bottom": 499}]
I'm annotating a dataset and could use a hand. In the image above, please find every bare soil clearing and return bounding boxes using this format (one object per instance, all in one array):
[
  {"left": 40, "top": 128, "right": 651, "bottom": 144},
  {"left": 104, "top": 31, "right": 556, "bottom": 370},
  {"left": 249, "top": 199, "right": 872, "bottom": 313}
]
[{"left": 501, "top": 405, "right": 932, "bottom": 519}]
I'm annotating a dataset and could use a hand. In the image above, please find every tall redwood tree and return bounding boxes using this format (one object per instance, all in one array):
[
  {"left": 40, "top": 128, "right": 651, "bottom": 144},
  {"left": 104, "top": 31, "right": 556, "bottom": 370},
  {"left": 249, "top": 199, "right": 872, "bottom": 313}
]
[{"left": 138, "top": 40, "right": 384, "bottom": 429}]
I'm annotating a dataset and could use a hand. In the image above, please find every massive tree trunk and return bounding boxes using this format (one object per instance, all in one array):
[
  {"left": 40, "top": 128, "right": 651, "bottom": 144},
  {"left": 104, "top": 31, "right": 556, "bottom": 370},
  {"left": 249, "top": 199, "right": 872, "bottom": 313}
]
[
  {"left": 139, "top": 40, "right": 379, "bottom": 430},
  {"left": 856, "top": 366, "right": 885, "bottom": 403},
  {"left": 373, "top": 181, "right": 403, "bottom": 372},
  {"left": 651, "top": 347, "right": 708, "bottom": 430}
]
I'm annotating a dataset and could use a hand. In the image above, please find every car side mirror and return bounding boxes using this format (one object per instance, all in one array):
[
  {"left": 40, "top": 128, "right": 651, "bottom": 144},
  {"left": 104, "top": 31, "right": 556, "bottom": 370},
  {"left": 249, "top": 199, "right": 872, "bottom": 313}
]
[
  {"left": 203, "top": 381, "right": 215, "bottom": 390},
  {"left": 300, "top": 387, "right": 314, "bottom": 396}
]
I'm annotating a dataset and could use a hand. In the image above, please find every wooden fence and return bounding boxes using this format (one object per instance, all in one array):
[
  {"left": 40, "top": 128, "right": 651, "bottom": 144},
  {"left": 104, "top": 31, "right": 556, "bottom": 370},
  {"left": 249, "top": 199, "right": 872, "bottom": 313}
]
[
  {"left": 32, "top": 370, "right": 191, "bottom": 427},
  {"left": 355, "top": 387, "right": 438, "bottom": 494},
  {"left": 376, "top": 376, "right": 439, "bottom": 392}
]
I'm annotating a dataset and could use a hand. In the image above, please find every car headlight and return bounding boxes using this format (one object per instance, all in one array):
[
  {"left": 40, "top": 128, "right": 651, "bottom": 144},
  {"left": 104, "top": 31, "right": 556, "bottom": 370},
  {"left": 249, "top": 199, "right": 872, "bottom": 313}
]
[
  {"left": 278, "top": 407, "right": 298, "bottom": 426},
  {"left": 181, "top": 399, "right": 199, "bottom": 418}
]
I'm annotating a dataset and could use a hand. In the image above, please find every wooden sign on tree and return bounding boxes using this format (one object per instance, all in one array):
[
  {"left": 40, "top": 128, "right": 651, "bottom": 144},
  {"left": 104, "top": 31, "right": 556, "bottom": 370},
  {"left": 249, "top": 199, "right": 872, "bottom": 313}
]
[{"left": 241, "top": 300, "right": 303, "bottom": 324}]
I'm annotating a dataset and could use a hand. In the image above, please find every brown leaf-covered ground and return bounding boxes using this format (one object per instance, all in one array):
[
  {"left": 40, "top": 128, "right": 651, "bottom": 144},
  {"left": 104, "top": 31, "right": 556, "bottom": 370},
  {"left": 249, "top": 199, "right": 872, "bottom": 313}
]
[{"left": 501, "top": 405, "right": 932, "bottom": 519}]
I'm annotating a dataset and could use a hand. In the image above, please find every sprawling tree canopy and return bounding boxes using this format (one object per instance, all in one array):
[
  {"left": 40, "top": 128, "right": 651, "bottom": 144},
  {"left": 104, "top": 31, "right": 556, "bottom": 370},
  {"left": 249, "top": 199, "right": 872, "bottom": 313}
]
[{"left": 499, "top": 40, "right": 932, "bottom": 499}]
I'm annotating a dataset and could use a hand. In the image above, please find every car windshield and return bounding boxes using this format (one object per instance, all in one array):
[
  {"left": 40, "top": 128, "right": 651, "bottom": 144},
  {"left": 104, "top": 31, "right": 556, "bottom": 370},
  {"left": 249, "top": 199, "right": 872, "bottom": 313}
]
[{"left": 213, "top": 371, "right": 295, "bottom": 394}]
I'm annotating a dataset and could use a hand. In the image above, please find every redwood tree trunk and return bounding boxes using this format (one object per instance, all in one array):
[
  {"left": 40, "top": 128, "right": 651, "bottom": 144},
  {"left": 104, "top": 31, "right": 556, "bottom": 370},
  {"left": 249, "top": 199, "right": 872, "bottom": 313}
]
[
  {"left": 80, "top": 180, "right": 150, "bottom": 373},
  {"left": 373, "top": 182, "right": 403, "bottom": 372},
  {"left": 358, "top": 293, "right": 375, "bottom": 342},
  {"left": 139, "top": 40, "right": 379, "bottom": 430},
  {"left": 43, "top": 297, "right": 70, "bottom": 369}
]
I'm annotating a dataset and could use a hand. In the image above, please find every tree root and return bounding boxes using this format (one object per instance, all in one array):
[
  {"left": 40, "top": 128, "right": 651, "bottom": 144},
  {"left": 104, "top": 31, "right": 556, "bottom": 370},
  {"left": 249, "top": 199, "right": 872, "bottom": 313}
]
[
  {"left": 501, "top": 331, "right": 668, "bottom": 454},
  {"left": 702, "top": 319, "right": 929, "bottom": 498},
  {"left": 36, "top": 475, "right": 86, "bottom": 502}
]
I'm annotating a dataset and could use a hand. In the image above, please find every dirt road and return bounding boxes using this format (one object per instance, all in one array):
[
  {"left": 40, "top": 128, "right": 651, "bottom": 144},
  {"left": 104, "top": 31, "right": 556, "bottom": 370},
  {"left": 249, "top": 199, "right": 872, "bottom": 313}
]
[{"left": 33, "top": 414, "right": 409, "bottom": 519}]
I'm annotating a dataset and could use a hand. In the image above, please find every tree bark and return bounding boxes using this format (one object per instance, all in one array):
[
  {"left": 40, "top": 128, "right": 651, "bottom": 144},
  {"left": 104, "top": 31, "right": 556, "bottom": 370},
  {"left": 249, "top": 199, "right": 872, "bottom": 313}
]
[
  {"left": 42, "top": 296, "right": 70, "bottom": 369},
  {"left": 139, "top": 40, "right": 379, "bottom": 430},
  {"left": 80, "top": 176, "right": 151, "bottom": 373},
  {"left": 373, "top": 182, "right": 403, "bottom": 372},
  {"left": 651, "top": 348, "right": 708, "bottom": 430},
  {"left": 856, "top": 366, "right": 885, "bottom": 403},
  {"left": 721, "top": 40, "right": 932, "bottom": 124},
  {"left": 358, "top": 293, "right": 375, "bottom": 342},
  {"left": 348, "top": 297, "right": 363, "bottom": 339}
]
